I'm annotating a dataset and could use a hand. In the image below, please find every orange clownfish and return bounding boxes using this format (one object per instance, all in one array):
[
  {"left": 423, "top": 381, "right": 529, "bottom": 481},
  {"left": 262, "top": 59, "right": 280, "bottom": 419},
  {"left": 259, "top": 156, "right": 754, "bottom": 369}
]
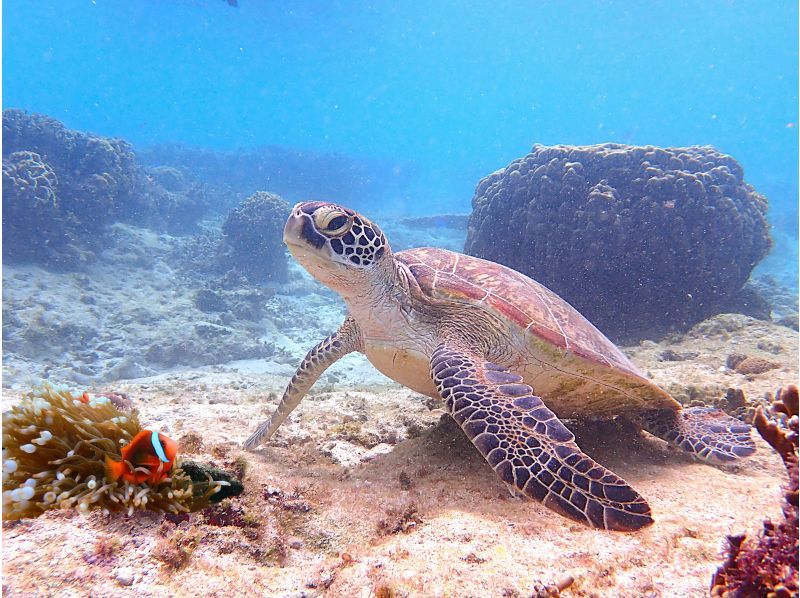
[{"left": 104, "top": 430, "right": 178, "bottom": 485}]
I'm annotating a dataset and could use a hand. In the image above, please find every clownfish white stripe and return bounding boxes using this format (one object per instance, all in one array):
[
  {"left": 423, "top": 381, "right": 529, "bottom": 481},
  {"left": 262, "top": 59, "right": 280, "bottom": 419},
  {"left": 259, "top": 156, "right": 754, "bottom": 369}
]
[{"left": 151, "top": 431, "right": 169, "bottom": 463}]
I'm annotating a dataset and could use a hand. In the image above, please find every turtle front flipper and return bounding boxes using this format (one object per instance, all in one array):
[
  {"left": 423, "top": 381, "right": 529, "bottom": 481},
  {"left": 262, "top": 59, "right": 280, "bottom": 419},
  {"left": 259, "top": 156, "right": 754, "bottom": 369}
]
[
  {"left": 243, "top": 316, "right": 363, "bottom": 450},
  {"left": 635, "top": 407, "right": 755, "bottom": 463},
  {"left": 429, "top": 342, "right": 653, "bottom": 531}
]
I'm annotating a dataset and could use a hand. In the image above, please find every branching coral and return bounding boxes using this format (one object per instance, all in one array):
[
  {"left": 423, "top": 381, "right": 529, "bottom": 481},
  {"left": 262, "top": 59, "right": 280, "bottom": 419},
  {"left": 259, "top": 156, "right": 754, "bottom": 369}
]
[
  {"left": 2, "top": 386, "right": 233, "bottom": 519},
  {"left": 465, "top": 144, "right": 771, "bottom": 340},
  {"left": 711, "top": 385, "right": 799, "bottom": 597}
]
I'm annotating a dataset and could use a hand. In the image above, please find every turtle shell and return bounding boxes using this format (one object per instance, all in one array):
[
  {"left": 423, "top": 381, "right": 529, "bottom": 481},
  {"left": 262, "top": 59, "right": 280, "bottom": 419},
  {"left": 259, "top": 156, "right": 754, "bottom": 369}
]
[{"left": 396, "top": 247, "right": 679, "bottom": 416}]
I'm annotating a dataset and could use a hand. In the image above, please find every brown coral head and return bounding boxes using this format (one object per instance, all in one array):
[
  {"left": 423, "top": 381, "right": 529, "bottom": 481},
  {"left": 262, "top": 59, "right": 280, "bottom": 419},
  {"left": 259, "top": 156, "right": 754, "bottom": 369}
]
[
  {"left": 734, "top": 356, "right": 780, "bottom": 376},
  {"left": 754, "top": 407, "right": 796, "bottom": 468},
  {"left": 772, "top": 385, "right": 799, "bottom": 420}
]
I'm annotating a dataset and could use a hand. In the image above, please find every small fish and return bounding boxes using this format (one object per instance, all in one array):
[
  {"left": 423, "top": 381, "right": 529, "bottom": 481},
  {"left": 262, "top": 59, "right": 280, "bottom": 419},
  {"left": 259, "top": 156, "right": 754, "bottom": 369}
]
[
  {"left": 104, "top": 430, "right": 178, "bottom": 485},
  {"left": 79, "top": 392, "right": 91, "bottom": 404},
  {"left": 98, "top": 391, "right": 133, "bottom": 411}
]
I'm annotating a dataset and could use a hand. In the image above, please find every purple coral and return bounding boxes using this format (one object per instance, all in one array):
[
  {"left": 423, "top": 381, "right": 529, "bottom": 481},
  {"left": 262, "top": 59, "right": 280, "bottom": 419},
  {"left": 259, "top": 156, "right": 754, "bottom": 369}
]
[{"left": 711, "top": 386, "right": 799, "bottom": 597}]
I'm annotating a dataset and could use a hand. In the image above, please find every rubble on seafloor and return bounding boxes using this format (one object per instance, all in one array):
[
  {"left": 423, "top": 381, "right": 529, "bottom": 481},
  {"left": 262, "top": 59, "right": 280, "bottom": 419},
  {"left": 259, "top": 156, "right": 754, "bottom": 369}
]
[{"left": 1, "top": 320, "right": 797, "bottom": 596}]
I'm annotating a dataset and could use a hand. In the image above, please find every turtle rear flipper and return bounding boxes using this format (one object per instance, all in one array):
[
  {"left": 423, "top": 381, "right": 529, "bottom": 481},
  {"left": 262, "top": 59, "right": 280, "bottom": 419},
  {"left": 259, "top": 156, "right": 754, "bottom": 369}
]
[
  {"left": 430, "top": 341, "right": 653, "bottom": 531},
  {"left": 636, "top": 407, "right": 755, "bottom": 463}
]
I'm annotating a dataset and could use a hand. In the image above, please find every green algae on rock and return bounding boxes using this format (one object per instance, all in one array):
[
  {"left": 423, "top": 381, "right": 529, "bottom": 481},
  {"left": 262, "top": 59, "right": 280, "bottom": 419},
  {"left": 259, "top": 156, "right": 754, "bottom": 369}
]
[{"left": 2, "top": 385, "right": 233, "bottom": 519}]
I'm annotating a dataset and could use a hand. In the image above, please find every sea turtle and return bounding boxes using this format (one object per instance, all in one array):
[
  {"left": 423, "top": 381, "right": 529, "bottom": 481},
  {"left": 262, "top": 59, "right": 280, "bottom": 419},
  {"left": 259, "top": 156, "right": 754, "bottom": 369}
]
[{"left": 243, "top": 201, "right": 755, "bottom": 531}]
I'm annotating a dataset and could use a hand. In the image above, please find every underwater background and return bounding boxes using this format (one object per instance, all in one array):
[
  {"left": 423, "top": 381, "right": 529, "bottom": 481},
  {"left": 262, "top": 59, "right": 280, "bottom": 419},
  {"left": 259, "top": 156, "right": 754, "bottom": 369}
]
[
  {"left": 4, "top": 1, "right": 798, "bottom": 222},
  {"left": 3, "top": 2, "right": 799, "bottom": 597}
]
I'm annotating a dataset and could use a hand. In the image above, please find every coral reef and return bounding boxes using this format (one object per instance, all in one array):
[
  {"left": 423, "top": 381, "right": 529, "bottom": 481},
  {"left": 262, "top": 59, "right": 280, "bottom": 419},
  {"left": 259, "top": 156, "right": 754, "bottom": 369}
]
[
  {"left": 715, "top": 282, "right": 774, "bottom": 322},
  {"left": 396, "top": 214, "right": 470, "bottom": 229},
  {"left": 143, "top": 327, "right": 275, "bottom": 368},
  {"left": 2, "top": 109, "right": 139, "bottom": 267},
  {"left": 131, "top": 166, "right": 209, "bottom": 234},
  {"left": 2, "top": 386, "right": 237, "bottom": 519},
  {"left": 748, "top": 274, "right": 799, "bottom": 325},
  {"left": 1, "top": 150, "right": 78, "bottom": 265},
  {"left": 193, "top": 285, "right": 273, "bottom": 320},
  {"left": 776, "top": 313, "right": 799, "bottom": 331},
  {"left": 217, "top": 191, "right": 291, "bottom": 283},
  {"left": 464, "top": 143, "right": 771, "bottom": 340},
  {"left": 137, "top": 142, "right": 413, "bottom": 214},
  {"left": 711, "top": 385, "right": 799, "bottom": 597},
  {"left": 2, "top": 109, "right": 211, "bottom": 267},
  {"left": 3, "top": 109, "right": 138, "bottom": 230}
]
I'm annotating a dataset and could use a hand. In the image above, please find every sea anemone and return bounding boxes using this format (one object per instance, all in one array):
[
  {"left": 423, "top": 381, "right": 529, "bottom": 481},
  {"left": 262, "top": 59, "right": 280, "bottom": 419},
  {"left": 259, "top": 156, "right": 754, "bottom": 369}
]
[{"left": 2, "top": 385, "right": 230, "bottom": 519}]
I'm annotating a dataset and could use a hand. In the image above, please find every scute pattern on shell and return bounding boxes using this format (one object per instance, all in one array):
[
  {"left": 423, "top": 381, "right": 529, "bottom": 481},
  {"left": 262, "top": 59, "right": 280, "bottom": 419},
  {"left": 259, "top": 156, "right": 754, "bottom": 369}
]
[{"left": 396, "top": 247, "right": 642, "bottom": 378}]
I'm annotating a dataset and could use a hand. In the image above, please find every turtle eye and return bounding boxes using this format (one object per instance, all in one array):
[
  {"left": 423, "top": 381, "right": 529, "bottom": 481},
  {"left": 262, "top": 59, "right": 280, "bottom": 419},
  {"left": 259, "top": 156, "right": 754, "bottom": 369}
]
[
  {"left": 326, "top": 215, "right": 349, "bottom": 233},
  {"left": 314, "top": 210, "right": 352, "bottom": 236}
]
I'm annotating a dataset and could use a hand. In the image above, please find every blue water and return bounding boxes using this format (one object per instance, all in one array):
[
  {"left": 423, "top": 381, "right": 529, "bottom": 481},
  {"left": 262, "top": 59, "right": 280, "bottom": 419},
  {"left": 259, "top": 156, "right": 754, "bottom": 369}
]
[{"left": 3, "top": 1, "right": 798, "bottom": 235}]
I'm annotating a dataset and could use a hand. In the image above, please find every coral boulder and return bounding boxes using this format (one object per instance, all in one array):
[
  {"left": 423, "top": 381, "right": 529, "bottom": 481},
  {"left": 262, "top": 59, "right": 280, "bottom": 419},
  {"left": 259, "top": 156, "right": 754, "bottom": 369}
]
[
  {"left": 218, "top": 191, "right": 291, "bottom": 283},
  {"left": 464, "top": 144, "right": 771, "bottom": 340},
  {"left": 132, "top": 166, "right": 209, "bottom": 234}
]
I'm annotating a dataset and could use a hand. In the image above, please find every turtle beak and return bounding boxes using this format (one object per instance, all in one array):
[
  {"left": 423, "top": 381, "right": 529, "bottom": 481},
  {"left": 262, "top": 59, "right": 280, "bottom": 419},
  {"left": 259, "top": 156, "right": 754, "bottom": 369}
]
[
  {"left": 284, "top": 203, "right": 328, "bottom": 261},
  {"left": 283, "top": 206, "right": 305, "bottom": 250}
]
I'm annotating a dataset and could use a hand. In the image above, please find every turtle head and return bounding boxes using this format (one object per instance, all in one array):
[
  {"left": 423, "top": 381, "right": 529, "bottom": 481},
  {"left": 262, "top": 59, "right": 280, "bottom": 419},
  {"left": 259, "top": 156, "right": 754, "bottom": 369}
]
[{"left": 284, "top": 201, "right": 391, "bottom": 291}]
